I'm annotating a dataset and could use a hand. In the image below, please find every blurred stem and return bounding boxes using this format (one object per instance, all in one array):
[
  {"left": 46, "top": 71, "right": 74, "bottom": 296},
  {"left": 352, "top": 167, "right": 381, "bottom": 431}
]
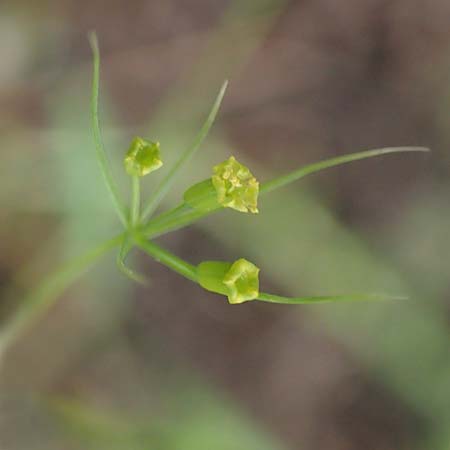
[
  {"left": 134, "top": 235, "right": 198, "bottom": 282},
  {"left": 141, "top": 147, "right": 430, "bottom": 237},
  {"left": 0, "top": 147, "right": 428, "bottom": 357},
  {"left": 140, "top": 81, "right": 228, "bottom": 222},
  {"left": 257, "top": 292, "right": 407, "bottom": 304},
  {"left": 0, "top": 233, "right": 124, "bottom": 359},
  {"left": 130, "top": 175, "right": 140, "bottom": 226},
  {"left": 261, "top": 146, "right": 429, "bottom": 194},
  {"left": 142, "top": 203, "right": 212, "bottom": 238},
  {"left": 0, "top": 210, "right": 197, "bottom": 356},
  {"left": 89, "top": 32, "right": 128, "bottom": 226},
  {"left": 116, "top": 235, "right": 148, "bottom": 285}
]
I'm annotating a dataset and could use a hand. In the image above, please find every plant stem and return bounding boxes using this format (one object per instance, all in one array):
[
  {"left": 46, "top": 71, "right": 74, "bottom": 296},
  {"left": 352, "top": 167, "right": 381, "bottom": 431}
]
[
  {"left": 130, "top": 175, "right": 140, "bottom": 226},
  {"left": 261, "top": 146, "right": 429, "bottom": 194},
  {"left": 257, "top": 292, "right": 407, "bottom": 304},
  {"left": 142, "top": 203, "right": 210, "bottom": 238},
  {"left": 140, "top": 81, "right": 228, "bottom": 222},
  {"left": 89, "top": 32, "right": 128, "bottom": 226},
  {"left": 115, "top": 235, "right": 148, "bottom": 285},
  {"left": 1, "top": 146, "right": 426, "bottom": 356},
  {"left": 141, "top": 147, "right": 430, "bottom": 238},
  {"left": 134, "top": 235, "right": 198, "bottom": 282},
  {"left": 0, "top": 205, "right": 200, "bottom": 355},
  {"left": 0, "top": 233, "right": 124, "bottom": 358}
]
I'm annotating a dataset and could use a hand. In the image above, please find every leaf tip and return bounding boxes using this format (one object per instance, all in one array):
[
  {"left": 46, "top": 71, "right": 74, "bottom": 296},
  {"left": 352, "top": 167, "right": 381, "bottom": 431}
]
[{"left": 87, "top": 31, "right": 99, "bottom": 53}]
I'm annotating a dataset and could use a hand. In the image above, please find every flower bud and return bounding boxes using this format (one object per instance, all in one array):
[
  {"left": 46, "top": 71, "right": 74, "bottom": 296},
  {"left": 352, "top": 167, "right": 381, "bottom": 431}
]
[
  {"left": 197, "top": 258, "right": 260, "bottom": 304},
  {"left": 212, "top": 156, "right": 259, "bottom": 213},
  {"left": 124, "top": 137, "right": 162, "bottom": 177}
]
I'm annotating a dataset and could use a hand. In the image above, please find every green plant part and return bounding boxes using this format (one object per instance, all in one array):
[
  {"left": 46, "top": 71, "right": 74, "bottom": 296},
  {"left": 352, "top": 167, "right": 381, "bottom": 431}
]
[
  {"left": 140, "top": 80, "right": 228, "bottom": 221},
  {"left": 183, "top": 156, "right": 260, "bottom": 214},
  {"left": 197, "top": 258, "right": 260, "bottom": 304},
  {"left": 212, "top": 156, "right": 259, "bottom": 213},
  {"left": 183, "top": 179, "right": 221, "bottom": 213},
  {"left": 223, "top": 258, "right": 260, "bottom": 304},
  {"left": 197, "top": 261, "right": 230, "bottom": 296},
  {"left": 88, "top": 32, "right": 128, "bottom": 226},
  {"left": 124, "top": 137, "right": 163, "bottom": 177},
  {"left": 0, "top": 32, "right": 430, "bottom": 359}
]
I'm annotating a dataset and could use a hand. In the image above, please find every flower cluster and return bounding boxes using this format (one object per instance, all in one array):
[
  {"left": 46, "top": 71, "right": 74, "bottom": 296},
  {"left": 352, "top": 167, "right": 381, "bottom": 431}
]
[
  {"left": 119, "top": 136, "right": 423, "bottom": 305},
  {"left": 0, "top": 33, "right": 424, "bottom": 363},
  {"left": 90, "top": 34, "right": 426, "bottom": 307}
]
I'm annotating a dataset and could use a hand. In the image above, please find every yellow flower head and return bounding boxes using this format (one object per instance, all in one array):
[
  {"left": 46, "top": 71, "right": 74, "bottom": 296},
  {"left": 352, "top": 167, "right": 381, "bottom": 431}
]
[
  {"left": 212, "top": 156, "right": 259, "bottom": 213},
  {"left": 124, "top": 137, "right": 163, "bottom": 177},
  {"left": 223, "top": 258, "right": 260, "bottom": 304}
]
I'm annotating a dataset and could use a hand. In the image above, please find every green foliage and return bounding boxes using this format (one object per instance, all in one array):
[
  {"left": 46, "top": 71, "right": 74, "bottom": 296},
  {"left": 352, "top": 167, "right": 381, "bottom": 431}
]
[
  {"left": 140, "top": 80, "right": 229, "bottom": 221},
  {"left": 0, "top": 32, "right": 430, "bottom": 357},
  {"left": 84, "top": 37, "right": 429, "bottom": 307},
  {"left": 88, "top": 32, "right": 128, "bottom": 226}
]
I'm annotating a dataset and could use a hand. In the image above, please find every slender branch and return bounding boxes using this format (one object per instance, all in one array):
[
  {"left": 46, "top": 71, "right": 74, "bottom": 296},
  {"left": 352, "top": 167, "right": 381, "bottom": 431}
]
[
  {"left": 0, "top": 203, "right": 198, "bottom": 355},
  {"left": 140, "top": 81, "right": 228, "bottom": 222},
  {"left": 257, "top": 292, "right": 407, "bottom": 304},
  {"left": 134, "top": 235, "right": 198, "bottom": 282},
  {"left": 141, "top": 146, "right": 430, "bottom": 238},
  {"left": 116, "top": 234, "right": 148, "bottom": 285},
  {"left": 0, "top": 233, "right": 124, "bottom": 358},
  {"left": 88, "top": 32, "right": 128, "bottom": 226},
  {"left": 142, "top": 203, "right": 208, "bottom": 238},
  {"left": 261, "top": 146, "right": 430, "bottom": 194},
  {"left": 0, "top": 145, "right": 426, "bottom": 356},
  {"left": 130, "top": 175, "right": 140, "bottom": 226}
]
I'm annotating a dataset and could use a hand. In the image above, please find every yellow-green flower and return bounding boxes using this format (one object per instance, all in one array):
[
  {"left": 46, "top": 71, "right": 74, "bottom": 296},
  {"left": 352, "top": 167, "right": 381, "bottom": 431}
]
[
  {"left": 197, "top": 257, "right": 260, "bottom": 304},
  {"left": 212, "top": 156, "right": 259, "bottom": 213},
  {"left": 223, "top": 258, "right": 260, "bottom": 304},
  {"left": 124, "top": 137, "right": 162, "bottom": 177}
]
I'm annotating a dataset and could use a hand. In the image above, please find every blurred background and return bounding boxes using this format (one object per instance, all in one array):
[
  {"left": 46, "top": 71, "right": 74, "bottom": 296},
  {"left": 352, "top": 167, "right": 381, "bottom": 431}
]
[{"left": 0, "top": 1, "right": 449, "bottom": 449}]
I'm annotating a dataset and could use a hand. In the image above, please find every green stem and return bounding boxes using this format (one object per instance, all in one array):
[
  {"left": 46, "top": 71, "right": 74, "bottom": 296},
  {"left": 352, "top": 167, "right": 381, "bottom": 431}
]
[
  {"left": 261, "top": 146, "right": 429, "bottom": 194},
  {"left": 1, "top": 146, "right": 424, "bottom": 354},
  {"left": 130, "top": 175, "right": 140, "bottom": 226},
  {"left": 141, "top": 147, "right": 430, "bottom": 239},
  {"left": 0, "top": 205, "right": 199, "bottom": 355},
  {"left": 257, "top": 292, "right": 407, "bottom": 304},
  {"left": 116, "top": 234, "right": 148, "bottom": 285},
  {"left": 142, "top": 203, "right": 211, "bottom": 238},
  {"left": 134, "top": 235, "right": 198, "bottom": 282},
  {"left": 0, "top": 233, "right": 124, "bottom": 356},
  {"left": 140, "top": 81, "right": 228, "bottom": 222},
  {"left": 88, "top": 32, "right": 128, "bottom": 226}
]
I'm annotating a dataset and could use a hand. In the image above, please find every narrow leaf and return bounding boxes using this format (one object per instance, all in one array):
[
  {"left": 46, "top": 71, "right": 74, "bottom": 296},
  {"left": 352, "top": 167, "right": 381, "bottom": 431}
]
[
  {"left": 130, "top": 175, "right": 140, "bottom": 226},
  {"left": 135, "top": 236, "right": 198, "bottom": 282},
  {"left": 141, "top": 80, "right": 228, "bottom": 221},
  {"left": 88, "top": 32, "right": 128, "bottom": 225},
  {"left": 261, "top": 147, "right": 430, "bottom": 194},
  {"left": 116, "top": 235, "right": 149, "bottom": 285},
  {"left": 0, "top": 233, "right": 123, "bottom": 358},
  {"left": 141, "top": 146, "right": 430, "bottom": 240},
  {"left": 257, "top": 292, "right": 407, "bottom": 304}
]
